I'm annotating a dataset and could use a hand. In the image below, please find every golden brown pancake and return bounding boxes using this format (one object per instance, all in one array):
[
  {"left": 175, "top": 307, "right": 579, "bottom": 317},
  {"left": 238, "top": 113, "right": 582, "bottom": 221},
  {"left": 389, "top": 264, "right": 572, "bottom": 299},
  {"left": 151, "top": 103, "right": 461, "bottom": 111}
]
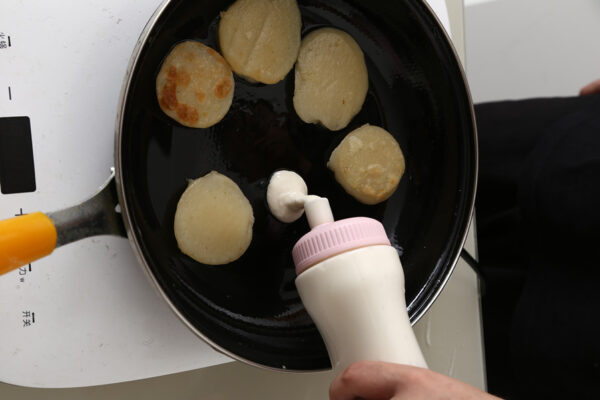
[{"left": 156, "top": 41, "right": 234, "bottom": 128}]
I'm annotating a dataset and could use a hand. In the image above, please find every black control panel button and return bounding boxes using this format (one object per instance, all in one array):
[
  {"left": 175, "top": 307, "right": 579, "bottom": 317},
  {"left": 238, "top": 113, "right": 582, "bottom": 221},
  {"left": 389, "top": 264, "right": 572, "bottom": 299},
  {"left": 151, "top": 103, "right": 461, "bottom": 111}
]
[{"left": 0, "top": 116, "right": 36, "bottom": 194}]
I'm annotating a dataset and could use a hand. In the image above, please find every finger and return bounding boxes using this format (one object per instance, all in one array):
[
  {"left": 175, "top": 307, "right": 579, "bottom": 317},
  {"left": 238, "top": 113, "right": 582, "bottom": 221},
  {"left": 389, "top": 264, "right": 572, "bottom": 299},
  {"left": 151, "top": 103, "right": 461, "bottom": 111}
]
[
  {"left": 329, "top": 361, "right": 408, "bottom": 400},
  {"left": 580, "top": 79, "right": 600, "bottom": 96}
]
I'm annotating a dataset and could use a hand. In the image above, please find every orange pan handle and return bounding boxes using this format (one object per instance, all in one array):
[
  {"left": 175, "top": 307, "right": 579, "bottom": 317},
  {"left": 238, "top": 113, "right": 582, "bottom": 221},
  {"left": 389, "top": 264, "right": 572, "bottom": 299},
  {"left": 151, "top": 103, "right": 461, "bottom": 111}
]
[
  {"left": 0, "top": 212, "right": 58, "bottom": 275},
  {"left": 0, "top": 171, "right": 125, "bottom": 277}
]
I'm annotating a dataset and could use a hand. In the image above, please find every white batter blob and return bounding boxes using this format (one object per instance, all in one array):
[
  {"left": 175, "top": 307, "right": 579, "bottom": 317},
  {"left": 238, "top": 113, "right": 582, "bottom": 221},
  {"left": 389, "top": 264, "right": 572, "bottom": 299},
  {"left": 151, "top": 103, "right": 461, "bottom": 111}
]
[{"left": 267, "top": 170, "right": 333, "bottom": 228}]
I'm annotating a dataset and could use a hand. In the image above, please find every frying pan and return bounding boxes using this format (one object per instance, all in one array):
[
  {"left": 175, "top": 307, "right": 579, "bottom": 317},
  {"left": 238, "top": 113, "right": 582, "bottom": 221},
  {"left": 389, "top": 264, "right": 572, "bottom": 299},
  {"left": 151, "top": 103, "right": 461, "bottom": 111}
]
[{"left": 0, "top": 0, "right": 477, "bottom": 371}]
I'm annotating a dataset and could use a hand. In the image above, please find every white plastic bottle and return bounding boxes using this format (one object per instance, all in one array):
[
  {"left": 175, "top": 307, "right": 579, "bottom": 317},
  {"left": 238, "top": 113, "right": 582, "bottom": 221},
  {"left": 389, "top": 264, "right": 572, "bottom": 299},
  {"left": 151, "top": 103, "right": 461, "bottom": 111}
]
[
  {"left": 266, "top": 170, "right": 427, "bottom": 373},
  {"left": 293, "top": 213, "right": 427, "bottom": 374}
]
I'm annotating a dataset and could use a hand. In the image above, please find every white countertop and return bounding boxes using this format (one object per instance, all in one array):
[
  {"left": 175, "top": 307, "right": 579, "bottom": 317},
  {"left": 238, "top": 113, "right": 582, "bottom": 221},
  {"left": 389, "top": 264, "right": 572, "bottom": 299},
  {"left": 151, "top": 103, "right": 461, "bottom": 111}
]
[{"left": 0, "top": 1, "right": 484, "bottom": 398}]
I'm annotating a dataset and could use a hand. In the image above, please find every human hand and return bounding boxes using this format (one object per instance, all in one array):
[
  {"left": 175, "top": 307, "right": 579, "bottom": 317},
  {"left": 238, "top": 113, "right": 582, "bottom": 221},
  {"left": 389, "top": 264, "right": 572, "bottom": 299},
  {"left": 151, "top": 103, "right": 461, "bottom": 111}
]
[
  {"left": 329, "top": 360, "right": 501, "bottom": 400},
  {"left": 579, "top": 79, "right": 600, "bottom": 96}
]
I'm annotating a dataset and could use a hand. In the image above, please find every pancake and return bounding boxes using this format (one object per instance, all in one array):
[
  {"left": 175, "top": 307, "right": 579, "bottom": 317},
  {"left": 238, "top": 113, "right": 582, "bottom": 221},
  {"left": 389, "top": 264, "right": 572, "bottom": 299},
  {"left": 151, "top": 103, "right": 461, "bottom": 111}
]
[
  {"left": 218, "top": 0, "right": 301, "bottom": 84},
  {"left": 156, "top": 41, "right": 234, "bottom": 128},
  {"left": 328, "top": 124, "right": 405, "bottom": 205},
  {"left": 293, "top": 28, "right": 368, "bottom": 131},
  {"left": 174, "top": 171, "right": 254, "bottom": 265}
]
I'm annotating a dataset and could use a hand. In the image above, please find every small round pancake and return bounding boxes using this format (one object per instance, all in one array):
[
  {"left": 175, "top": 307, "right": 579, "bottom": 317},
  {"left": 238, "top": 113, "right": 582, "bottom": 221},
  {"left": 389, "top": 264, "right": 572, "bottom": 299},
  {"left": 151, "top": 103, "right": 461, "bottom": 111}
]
[
  {"left": 293, "top": 28, "right": 368, "bottom": 131},
  {"left": 156, "top": 41, "right": 234, "bottom": 128},
  {"left": 328, "top": 124, "right": 405, "bottom": 205},
  {"left": 174, "top": 171, "right": 254, "bottom": 265},
  {"left": 218, "top": 0, "right": 301, "bottom": 84}
]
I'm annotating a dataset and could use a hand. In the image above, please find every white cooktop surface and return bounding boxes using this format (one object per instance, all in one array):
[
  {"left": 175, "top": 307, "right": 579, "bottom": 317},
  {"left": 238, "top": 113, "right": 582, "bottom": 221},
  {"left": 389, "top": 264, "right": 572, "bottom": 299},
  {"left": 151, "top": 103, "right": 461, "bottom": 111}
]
[{"left": 0, "top": 0, "right": 453, "bottom": 388}]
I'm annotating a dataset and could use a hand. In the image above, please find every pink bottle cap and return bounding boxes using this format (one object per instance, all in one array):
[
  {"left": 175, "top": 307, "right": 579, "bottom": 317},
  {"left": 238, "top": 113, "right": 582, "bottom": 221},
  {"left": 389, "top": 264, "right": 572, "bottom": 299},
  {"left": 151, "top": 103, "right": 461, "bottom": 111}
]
[{"left": 292, "top": 217, "right": 391, "bottom": 275}]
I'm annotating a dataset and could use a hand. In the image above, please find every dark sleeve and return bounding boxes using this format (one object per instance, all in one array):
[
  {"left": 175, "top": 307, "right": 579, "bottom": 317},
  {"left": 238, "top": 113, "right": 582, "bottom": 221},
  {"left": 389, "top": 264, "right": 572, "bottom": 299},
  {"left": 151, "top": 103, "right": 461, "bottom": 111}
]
[{"left": 475, "top": 94, "right": 600, "bottom": 265}]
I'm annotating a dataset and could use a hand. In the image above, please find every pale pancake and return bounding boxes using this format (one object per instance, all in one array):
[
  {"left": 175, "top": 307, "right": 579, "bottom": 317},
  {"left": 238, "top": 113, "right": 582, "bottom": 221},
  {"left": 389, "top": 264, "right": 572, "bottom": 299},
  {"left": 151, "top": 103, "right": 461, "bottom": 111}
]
[
  {"left": 156, "top": 41, "right": 234, "bottom": 128},
  {"left": 328, "top": 124, "right": 405, "bottom": 205},
  {"left": 174, "top": 171, "right": 254, "bottom": 265},
  {"left": 293, "top": 28, "right": 368, "bottom": 131},
  {"left": 219, "top": 0, "right": 301, "bottom": 84}
]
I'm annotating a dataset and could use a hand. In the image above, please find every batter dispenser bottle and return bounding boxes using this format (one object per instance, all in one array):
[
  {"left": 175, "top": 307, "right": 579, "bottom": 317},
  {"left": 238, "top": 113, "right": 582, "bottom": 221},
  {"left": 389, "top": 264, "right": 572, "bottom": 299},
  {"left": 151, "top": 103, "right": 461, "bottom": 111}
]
[{"left": 293, "top": 199, "right": 427, "bottom": 374}]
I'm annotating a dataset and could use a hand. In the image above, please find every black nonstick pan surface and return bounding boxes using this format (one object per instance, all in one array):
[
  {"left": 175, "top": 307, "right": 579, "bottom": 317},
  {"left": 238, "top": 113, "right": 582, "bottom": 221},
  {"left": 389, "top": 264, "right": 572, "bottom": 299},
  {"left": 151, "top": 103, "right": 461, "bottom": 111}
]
[{"left": 116, "top": 0, "right": 477, "bottom": 371}]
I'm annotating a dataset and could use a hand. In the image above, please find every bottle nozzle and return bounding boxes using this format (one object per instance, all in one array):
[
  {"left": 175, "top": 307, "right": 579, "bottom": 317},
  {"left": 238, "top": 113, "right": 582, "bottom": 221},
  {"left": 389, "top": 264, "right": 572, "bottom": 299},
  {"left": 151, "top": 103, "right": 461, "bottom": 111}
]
[
  {"left": 267, "top": 170, "right": 334, "bottom": 228},
  {"left": 304, "top": 197, "right": 334, "bottom": 229}
]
